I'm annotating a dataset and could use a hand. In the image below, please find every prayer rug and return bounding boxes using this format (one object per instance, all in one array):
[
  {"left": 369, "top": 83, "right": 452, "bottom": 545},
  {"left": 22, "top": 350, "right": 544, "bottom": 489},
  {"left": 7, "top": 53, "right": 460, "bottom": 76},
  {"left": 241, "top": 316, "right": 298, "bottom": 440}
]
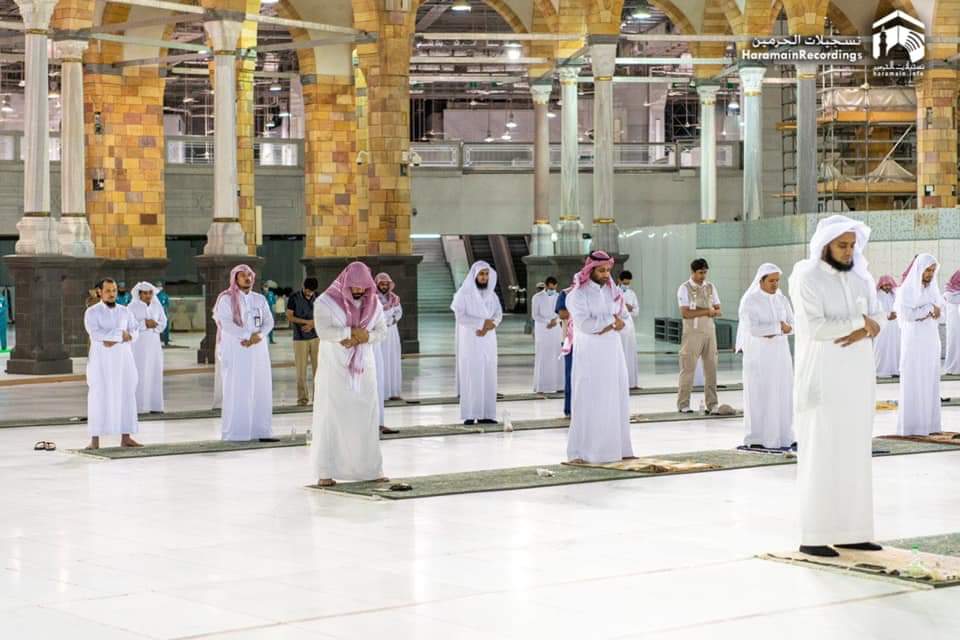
[
  {"left": 73, "top": 435, "right": 308, "bottom": 459},
  {"left": 311, "top": 440, "right": 953, "bottom": 500},
  {"left": 760, "top": 545, "right": 960, "bottom": 589},
  {"left": 735, "top": 445, "right": 796, "bottom": 456},
  {"left": 563, "top": 458, "right": 722, "bottom": 473},
  {"left": 878, "top": 433, "right": 960, "bottom": 446}
]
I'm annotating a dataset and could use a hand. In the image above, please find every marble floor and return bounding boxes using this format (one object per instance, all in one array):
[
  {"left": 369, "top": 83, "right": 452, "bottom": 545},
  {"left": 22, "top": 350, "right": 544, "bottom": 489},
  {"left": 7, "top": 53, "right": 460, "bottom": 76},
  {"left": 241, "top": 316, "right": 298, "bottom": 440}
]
[
  {"left": 2, "top": 381, "right": 960, "bottom": 639},
  {"left": 3, "top": 314, "right": 960, "bottom": 638}
]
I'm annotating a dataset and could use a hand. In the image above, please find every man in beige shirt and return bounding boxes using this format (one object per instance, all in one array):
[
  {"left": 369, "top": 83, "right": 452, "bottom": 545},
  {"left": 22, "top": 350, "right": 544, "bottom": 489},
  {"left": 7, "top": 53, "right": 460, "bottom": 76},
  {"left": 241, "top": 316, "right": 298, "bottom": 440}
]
[{"left": 677, "top": 258, "right": 722, "bottom": 414}]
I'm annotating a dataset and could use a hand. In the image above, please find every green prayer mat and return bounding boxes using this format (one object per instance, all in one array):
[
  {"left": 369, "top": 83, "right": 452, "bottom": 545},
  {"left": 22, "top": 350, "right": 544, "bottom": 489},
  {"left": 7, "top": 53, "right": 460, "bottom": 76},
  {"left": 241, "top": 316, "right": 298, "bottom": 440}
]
[
  {"left": 309, "top": 439, "right": 955, "bottom": 501},
  {"left": 69, "top": 411, "right": 744, "bottom": 460},
  {"left": 762, "top": 534, "right": 960, "bottom": 589}
]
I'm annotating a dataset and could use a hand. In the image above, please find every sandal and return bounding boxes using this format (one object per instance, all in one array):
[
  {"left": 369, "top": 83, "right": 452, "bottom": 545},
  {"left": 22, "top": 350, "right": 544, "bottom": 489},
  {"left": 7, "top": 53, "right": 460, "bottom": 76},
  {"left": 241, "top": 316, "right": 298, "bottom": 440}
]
[{"left": 33, "top": 441, "right": 56, "bottom": 451}]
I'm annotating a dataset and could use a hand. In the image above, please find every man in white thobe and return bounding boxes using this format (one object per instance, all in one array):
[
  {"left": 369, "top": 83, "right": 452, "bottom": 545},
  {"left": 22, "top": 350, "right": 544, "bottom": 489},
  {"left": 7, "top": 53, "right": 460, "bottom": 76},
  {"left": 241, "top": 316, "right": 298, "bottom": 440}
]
[
  {"left": 736, "top": 264, "right": 795, "bottom": 450},
  {"left": 566, "top": 251, "right": 635, "bottom": 463},
  {"left": 618, "top": 270, "right": 640, "bottom": 389},
  {"left": 311, "top": 262, "right": 388, "bottom": 486},
  {"left": 944, "top": 270, "right": 960, "bottom": 375},
  {"left": 789, "top": 215, "right": 885, "bottom": 558},
  {"left": 128, "top": 282, "right": 167, "bottom": 414},
  {"left": 531, "top": 276, "right": 564, "bottom": 393},
  {"left": 373, "top": 272, "right": 402, "bottom": 435},
  {"left": 213, "top": 264, "right": 275, "bottom": 442},
  {"left": 84, "top": 279, "right": 142, "bottom": 449},
  {"left": 874, "top": 275, "right": 900, "bottom": 378},
  {"left": 896, "top": 254, "right": 942, "bottom": 436},
  {"left": 452, "top": 261, "right": 503, "bottom": 425}
]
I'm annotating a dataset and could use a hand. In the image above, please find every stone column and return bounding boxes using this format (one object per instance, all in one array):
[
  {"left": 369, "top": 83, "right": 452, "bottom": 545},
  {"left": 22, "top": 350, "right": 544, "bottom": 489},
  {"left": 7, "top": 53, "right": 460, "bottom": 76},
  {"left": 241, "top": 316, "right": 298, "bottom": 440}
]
[
  {"left": 589, "top": 38, "right": 619, "bottom": 253},
  {"left": 13, "top": 0, "right": 58, "bottom": 255},
  {"left": 697, "top": 84, "right": 720, "bottom": 223},
  {"left": 530, "top": 82, "right": 554, "bottom": 256},
  {"left": 202, "top": 14, "right": 247, "bottom": 256},
  {"left": 739, "top": 65, "right": 766, "bottom": 220},
  {"left": 557, "top": 65, "right": 583, "bottom": 255},
  {"left": 795, "top": 62, "right": 818, "bottom": 214},
  {"left": 54, "top": 38, "right": 94, "bottom": 257},
  {"left": 916, "top": 69, "right": 958, "bottom": 208}
]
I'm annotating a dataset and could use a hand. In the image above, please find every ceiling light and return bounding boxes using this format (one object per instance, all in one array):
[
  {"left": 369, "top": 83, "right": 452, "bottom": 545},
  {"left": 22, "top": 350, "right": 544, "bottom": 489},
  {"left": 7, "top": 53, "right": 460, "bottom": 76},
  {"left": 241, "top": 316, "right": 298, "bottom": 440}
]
[
  {"left": 505, "top": 113, "right": 517, "bottom": 128},
  {"left": 269, "top": 82, "right": 282, "bottom": 92},
  {"left": 278, "top": 109, "right": 291, "bottom": 117},
  {"left": 484, "top": 131, "right": 494, "bottom": 143},
  {"left": 501, "top": 131, "right": 512, "bottom": 140},
  {"left": 632, "top": 9, "right": 650, "bottom": 20},
  {"left": 183, "top": 96, "right": 196, "bottom": 104},
  {"left": 504, "top": 42, "right": 522, "bottom": 49},
  {"left": 48, "top": 84, "right": 59, "bottom": 98},
  {"left": 1, "top": 96, "right": 14, "bottom": 113},
  {"left": 265, "top": 121, "right": 276, "bottom": 128},
  {"left": 451, "top": 0, "right": 471, "bottom": 12},
  {"left": 469, "top": 98, "right": 478, "bottom": 107},
  {"left": 727, "top": 99, "right": 740, "bottom": 112},
  {"left": 547, "top": 111, "right": 556, "bottom": 119},
  {"left": 506, "top": 48, "right": 521, "bottom": 61}
]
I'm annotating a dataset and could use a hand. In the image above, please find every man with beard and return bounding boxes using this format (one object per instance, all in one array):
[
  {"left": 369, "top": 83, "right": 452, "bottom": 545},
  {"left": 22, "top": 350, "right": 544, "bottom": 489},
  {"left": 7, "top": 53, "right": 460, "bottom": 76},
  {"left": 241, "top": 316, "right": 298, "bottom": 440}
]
[
  {"left": 451, "top": 261, "right": 503, "bottom": 425},
  {"left": 789, "top": 214, "right": 885, "bottom": 558},
  {"left": 895, "top": 254, "right": 942, "bottom": 436},
  {"left": 213, "top": 265, "right": 275, "bottom": 442},
  {"left": 83, "top": 278, "right": 142, "bottom": 449},
  {"left": 374, "top": 273, "right": 402, "bottom": 435},
  {"left": 128, "top": 282, "right": 167, "bottom": 414},
  {"left": 565, "top": 251, "right": 635, "bottom": 463},
  {"left": 311, "top": 262, "right": 389, "bottom": 487}
]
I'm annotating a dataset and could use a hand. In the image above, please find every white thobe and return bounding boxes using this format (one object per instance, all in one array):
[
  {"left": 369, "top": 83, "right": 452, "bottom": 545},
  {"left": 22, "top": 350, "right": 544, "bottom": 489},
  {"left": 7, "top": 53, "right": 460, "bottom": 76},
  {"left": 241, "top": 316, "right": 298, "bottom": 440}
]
[
  {"left": 374, "top": 303, "right": 402, "bottom": 425},
  {"left": 619, "top": 288, "right": 640, "bottom": 388},
  {"left": 897, "top": 286, "right": 942, "bottom": 436},
  {"left": 531, "top": 291, "right": 564, "bottom": 393},
  {"left": 566, "top": 281, "right": 634, "bottom": 463},
  {"left": 453, "top": 297, "right": 502, "bottom": 421},
  {"left": 311, "top": 296, "right": 386, "bottom": 481},
  {"left": 874, "top": 290, "right": 900, "bottom": 377},
  {"left": 128, "top": 299, "right": 167, "bottom": 413},
  {"left": 789, "top": 261, "right": 885, "bottom": 546},
  {"left": 213, "top": 291, "right": 274, "bottom": 441},
  {"left": 740, "top": 290, "right": 796, "bottom": 448},
  {"left": 84, "top": 303, "right": 140, "bottom": 436},
  {"left": 945, "top": 292, "right": 960, "bottom": 375}
]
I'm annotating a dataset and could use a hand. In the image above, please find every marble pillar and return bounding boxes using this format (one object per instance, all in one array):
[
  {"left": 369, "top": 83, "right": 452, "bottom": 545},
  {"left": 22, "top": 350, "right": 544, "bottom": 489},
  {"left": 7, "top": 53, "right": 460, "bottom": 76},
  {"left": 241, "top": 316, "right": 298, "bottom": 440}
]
[
  {"left": 202, "top": 16, "right": 247, "bottom": 256},
  {"left": 697, "top": 84, "right": 720, "bottom": 223},
  {"left": 739, "top": 65, "right": 766, "bottom": 221},
  {"left": 13, "top": 0, "right": 58, "bottom": 255},
  {"left": 530, "top": 82, "right": 554, "bottom": 256},
  {"left": 589, "top": 40, "right": 619, "bottom": 253},
  {"left": 55, "top": 39, "right": 95, "bottom": 257},
  {"left": 795, "top": 62, "right": 818, "bottom": 215},
  {"left": 557, "top": 65, "right": 583, "bottom": 255}
]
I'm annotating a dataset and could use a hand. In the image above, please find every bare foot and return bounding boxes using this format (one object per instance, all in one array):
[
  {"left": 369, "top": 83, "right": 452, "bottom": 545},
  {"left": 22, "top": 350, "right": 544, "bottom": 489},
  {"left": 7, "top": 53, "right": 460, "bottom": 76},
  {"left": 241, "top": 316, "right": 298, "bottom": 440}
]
[
  {"left": 120, "top": 436, "right": 143, "bottom": 448},
  {"left": 85, "top": 437, "right": 100, "bottom": 450},
  {"left": 317, "top": 479, "right": 336, "bottom": 487}
]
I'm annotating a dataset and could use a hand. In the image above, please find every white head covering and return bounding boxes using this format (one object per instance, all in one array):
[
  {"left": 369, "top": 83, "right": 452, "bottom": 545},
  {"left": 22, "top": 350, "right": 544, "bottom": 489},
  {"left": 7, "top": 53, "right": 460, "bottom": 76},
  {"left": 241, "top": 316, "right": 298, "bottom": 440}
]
[
  {"left": 130, "top": 281, "right": 160, "bottom": 302},
  {"left": 736, "top": 263, "right": 784, "bottom": 353},
  {"left": 451, "top": 261, "right": 500, "bottom": 318},
  {"left": 802, "top": 214, "right": 875, "bottom": 288},
  {"left": 894, "top": 253, "right": 940, "bottom": 327}
]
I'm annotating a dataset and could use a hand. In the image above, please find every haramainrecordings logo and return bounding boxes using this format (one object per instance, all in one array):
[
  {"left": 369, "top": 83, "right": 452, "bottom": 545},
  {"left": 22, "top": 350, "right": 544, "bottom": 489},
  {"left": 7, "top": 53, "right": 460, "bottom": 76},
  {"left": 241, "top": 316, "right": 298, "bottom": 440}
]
[{"left": 872, "top": 10, "right": 925, "bottom": 79}]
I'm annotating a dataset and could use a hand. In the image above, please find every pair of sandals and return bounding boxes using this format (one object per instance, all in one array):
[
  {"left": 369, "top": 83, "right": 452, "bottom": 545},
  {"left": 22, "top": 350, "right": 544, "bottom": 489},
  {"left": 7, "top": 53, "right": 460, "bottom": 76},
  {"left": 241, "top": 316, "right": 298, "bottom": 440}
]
[{"left": 33, "top": 441, "right": 56, "bottom": 451}]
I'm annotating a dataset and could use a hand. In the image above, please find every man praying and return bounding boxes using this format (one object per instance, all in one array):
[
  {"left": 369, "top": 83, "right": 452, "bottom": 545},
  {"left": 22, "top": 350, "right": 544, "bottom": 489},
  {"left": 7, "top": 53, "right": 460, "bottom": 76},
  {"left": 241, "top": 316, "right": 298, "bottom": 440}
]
[
  {"left": 874, "top": 275, "right": 901, "bottom": 378},
  {"left": 83, "top": 278, "right": 142, "bottom": 450},
  {"left": 531, "top": 276, "right": 564, "bottom": 394},
  {"left": 566, "top": 251, "right": 635, "bottom": 464},
  {"left": 311, "top": 262, "right": 388, "bottom": 487},
  {"left": 451, "top": 261, "right": 503, "bottom": 425},
  {"left": 789, "top": 214, "right": 885, "bottom": 558},
  {"left": 618, "top": 270, "right": 640, "bottom": 389},
  {"left": 374, "top": 273, "right": 403, "bottom": 436},
  {"left": 736, "top": 264, "right": 795, "bottom": 450},
  {"left": 676, "top": 258, "right": 722, "bottom": 414},
  {"left": 944, "top": 270, "right": 960, "bottom": 375},
  {"left": 895, "top": 254, "right": 942, "bottom": 436},
  {"left": 287, "top": 277, "right": 320, "bottom": 406},
  {"left": 213, "top": 265, "right": 275, "bottom": 442},
  {"left": 128, "top": 282, "right": 167, "bottom": 414}
]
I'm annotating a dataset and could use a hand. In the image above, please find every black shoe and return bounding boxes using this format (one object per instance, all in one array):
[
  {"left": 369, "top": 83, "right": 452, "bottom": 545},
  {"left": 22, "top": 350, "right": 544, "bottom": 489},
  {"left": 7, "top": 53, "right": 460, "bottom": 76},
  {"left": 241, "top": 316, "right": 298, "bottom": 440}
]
[
  {"left": 464, "top": 420, "right": 476, "bottom": 425},
  {"left": 835, "top": 542, "right": 883, "bottom": 551},
  {"left": 478, "top": 419, "right": 498, "bottom": 425},
  {"left": 678, "top": 408, "right": 694, "bottom": 414},
  {"left": 799, "top": 545, "right": 839, "bottom": 558},
  {"left": 379, "top": 426, "right": 399, "bottom": 435},
  {"left": 258, "top": 438, "right": 280, "bottom": 443},
  {"left": 748, "top": 444, "right": 765, "bottom": 449}
]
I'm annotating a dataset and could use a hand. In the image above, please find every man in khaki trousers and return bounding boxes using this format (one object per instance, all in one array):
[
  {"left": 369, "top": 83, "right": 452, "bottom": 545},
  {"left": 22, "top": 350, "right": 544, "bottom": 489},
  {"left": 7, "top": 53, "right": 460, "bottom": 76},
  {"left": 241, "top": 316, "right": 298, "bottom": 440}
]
[
  {"left": 286, "top": 277, "right": 320, "bottom": 406},
  {"left": 677, "top": 258, "right": 721, "bottom": 413}
]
